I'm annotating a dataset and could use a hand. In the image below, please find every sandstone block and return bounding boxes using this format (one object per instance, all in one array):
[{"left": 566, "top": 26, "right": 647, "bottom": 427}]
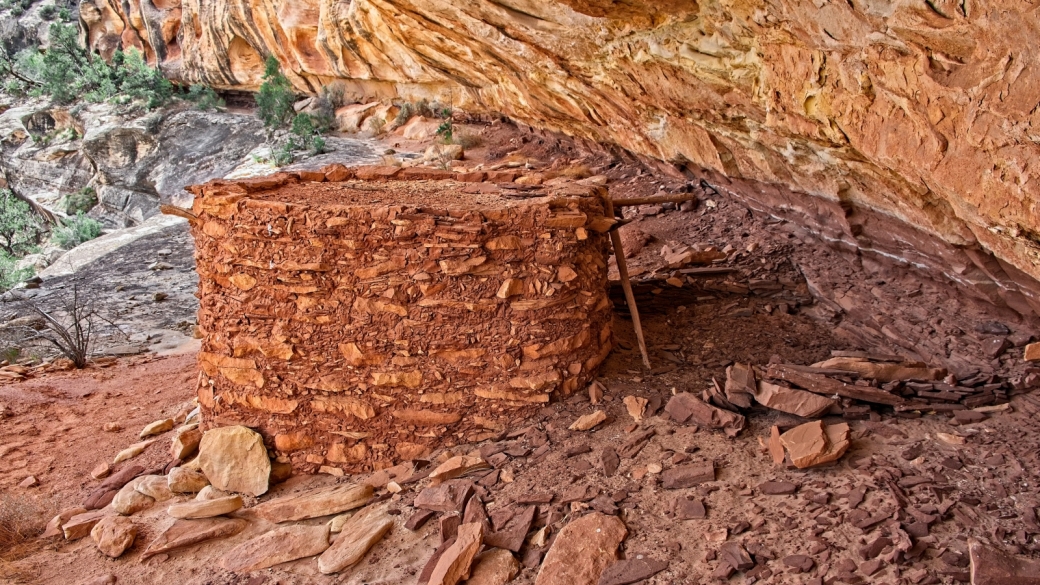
[
  {"left": 535, "top": 512, "right": 626, "bottom": 585},
  {"left": 198, "top": 425, "right": 270, "bottom": 497},
  {"left": 90, "top": 516, "right": 137, "bottom": 558}
]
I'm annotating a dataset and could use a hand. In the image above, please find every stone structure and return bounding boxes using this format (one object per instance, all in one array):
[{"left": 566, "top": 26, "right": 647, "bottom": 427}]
[{"left": 188, "top": 167, "right": 614, "bottom": 473}]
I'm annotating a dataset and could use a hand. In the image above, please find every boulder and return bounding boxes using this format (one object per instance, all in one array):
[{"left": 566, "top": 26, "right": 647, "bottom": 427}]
[
  {"left": 135, "top": 475, "right": 174, "bottom": 502},
  {"left": 90, "top": 516, "right": 137, "bottom": 558},
  {"left": 423, "top": 143, "right": 464, "bottom": 162},
  {"left": 198, "top": 426, "right": 271, "bottom": 496},
  {"left": 535, "top": 513, "right": 627, "bottom": 585},
  {"left": 335, "top": 102, "right": 381, "bottom": 133},
  {"left": 62, "top": 510, "right": 111, "bottom": 540},
  {"left": 43, "top": 507, "right": 88, "bottom": 538}
]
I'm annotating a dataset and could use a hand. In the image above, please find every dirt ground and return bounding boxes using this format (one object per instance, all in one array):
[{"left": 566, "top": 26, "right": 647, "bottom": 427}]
[{"left": 1, "top": 119, "right": 1039, "bottom": 585}]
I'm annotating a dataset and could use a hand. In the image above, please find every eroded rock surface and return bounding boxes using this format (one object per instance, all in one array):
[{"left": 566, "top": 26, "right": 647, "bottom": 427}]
[{"left": 81, "top": 0, "right": 1040, "bottom": 305}]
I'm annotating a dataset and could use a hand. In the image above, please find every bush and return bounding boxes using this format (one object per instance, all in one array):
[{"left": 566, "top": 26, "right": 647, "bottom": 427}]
[
  {"left": 52, "top": 212, "right": 102, "bottom": 249},
  {"left": 39, "top": 5, "right": 56, "bottom": 20},
  {"left": 0, "top": 251, "right": 33, "bottom": 292},
  {"left": 64, "top": 187, "right": 97, "bottom": 215},
  {"left": 256, "top": 55, "right": 296, "bottom": 130},
  {"left": 186, "top": 84, "right": 224, "bottom": 111},
  {"left": 0, "top": 190, "right": 44, "bottom": 257},
  {"left": 454, "top": 131, "right": 482, "bottom": 149},
  {"left": 17, "top": 22, "right": 173, "bottom": 109}
]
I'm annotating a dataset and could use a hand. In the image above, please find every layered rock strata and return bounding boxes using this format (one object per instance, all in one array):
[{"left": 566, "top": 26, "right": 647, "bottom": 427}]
[
  {"left": 188, "top": 167, "right": 614, "bottom": 473},
  {"left": 82, "top": 0, "right": 1040, "bottom": 294}
]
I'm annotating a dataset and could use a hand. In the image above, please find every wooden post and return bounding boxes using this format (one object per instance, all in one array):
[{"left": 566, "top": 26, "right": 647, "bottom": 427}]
[
  {"left": 602, "top": 195, "right": 651, "bottom": 370},
  {"left": 612, "top": 193, "right": 697, "bottom": 207}
]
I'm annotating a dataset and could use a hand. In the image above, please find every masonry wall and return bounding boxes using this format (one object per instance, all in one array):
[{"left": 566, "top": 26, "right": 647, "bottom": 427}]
[{"left": 188, "top": 166, "right": 614, "bottom": 473}]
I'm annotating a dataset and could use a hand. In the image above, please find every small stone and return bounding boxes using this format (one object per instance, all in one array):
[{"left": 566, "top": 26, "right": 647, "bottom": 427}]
[
  {"left": 198, "top": 426, "right": 271, "bottom": 497},
  {"left": 570, "top": 410, "right": 608, "bottom": 431},
  {"left": 91, "top": 516, "right": 137, "bottom": 558},
  {"left": 221, "top": 524, "right": 331, "bottom": 573},
  {"left": 784, "top": 554, "right": 814, "bottom": 572},
  {"left": 588, "top": 382, "right": 604, "bottom": 405},
  {"left": 936, "top": 432, "right": 966, "bottom": 445},
  {"left": 167, "top": 495, "right": 243, "bottom": 519},
  {"left": 623, "top": 396, "right": 648, "bottom": 422},
  {"left": 135, "top": 475, "right": 174, "bottom": 502},
  {"left": 1023, "top": 342, "right": 1040, "bottom": 362},
  {"left": 196, "top": 485, "right": 230, "bottom": 501},
  {"left": 102, "top": 423, "right": 121, "bottom": 432},
  {"left": 18, "top": 475, "right": 37, "bottom": 488},
  {"left": 430, "top": 456, "right": 490, "bottom": 485},
  {"left": 62, "top": 510, "right": 110, "bottom": 540},
  {"left": 598, "top": 557, "right": 669, "bottom": 585},
  {"left": 406, "top": 509, "right": 436, "bottom": 531},
  {"left": 113, "top": 439, "right": 156, "bottom": 464},
  {"left": 759, "top": 481, "right": 798, "bottom": 495},
  {"left": 168, "top": 467, "right": 210, "bottom": 493},
  {"left": 139, "top": 418, "right": 175, "bottom": 438},
  {"left": 112, "top": 478, "right": 155, "bottom": 515},
  {"left": 43, "top": 507, "right": 88, "bottom": 538},
  {"left": 414, "top": 480, "right": 474, "bottom": 513},
  {"left": 720, "top": 542, "right": 754, "bottom": 571},
  {"left": 661, "top": 463, "right": 715, "bottom": 489},
  {"left": 90, "top": 463, "right": 111, "bottom": 480},
  {"left": 170, "top": 426, "right": 202, "bottom": 460}
]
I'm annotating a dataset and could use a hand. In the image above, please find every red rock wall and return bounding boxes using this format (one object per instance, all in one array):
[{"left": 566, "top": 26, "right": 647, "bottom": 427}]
[
  {"left": 82, "top": 0, "right": 1040, "bottom": 305},
  {"left": 188, "top": 168, "right": 614, "bottom": 473}
]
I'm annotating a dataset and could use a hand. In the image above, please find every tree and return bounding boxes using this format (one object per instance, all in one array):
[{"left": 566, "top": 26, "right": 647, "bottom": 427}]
[
  {"left": 0, "top": 190, "right": 43, "bottom": 257},
  {"left": 256, "top": 56, "right": 296, "bottom": 129}
]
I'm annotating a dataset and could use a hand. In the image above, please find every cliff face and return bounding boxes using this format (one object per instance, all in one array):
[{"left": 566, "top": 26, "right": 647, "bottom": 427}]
[{"left": 81, "top": 0, "right": 1040, "bottom": 311}]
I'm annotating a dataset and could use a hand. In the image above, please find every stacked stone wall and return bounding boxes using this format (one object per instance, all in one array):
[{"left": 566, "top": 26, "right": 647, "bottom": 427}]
[{"left": 188, "top": 166, "right": 615, "bottom": 473}]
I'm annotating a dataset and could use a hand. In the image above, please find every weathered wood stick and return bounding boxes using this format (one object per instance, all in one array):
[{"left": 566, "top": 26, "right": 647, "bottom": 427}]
[
  {"left": 612, "top": 193, "right": 697, "bottom": 207},
  {"left": 160, "top": 204, "right": 198, "bottom": 222},
  {"left": 603, "top": 196, "right": 651, "bottom": 369}
]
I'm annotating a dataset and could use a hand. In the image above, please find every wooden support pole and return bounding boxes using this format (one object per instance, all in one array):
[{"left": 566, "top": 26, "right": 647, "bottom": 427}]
[
  {"left": 602, "top": 195, "right": 651, "bottom": 370},
  {"left": 612, "top": 193, "right": 697, "bottom": 207}
]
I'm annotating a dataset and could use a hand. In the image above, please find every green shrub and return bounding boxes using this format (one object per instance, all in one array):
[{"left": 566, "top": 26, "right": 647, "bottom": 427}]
[
  {"left": 256, "top": 56, "right": 296, "bottom": 130},
  {"left": 64, "top": 187, "right": 97, "bottom": 215},
  {"left": 435, "top": 107, "right": 454, "bottom": 143},
  {"left": 186, "top": 84, "right": 224, "bottom": 111},
  {"left": 52, "top": 212, "right": 102, "bottom": 249},
  {"left": 0, "top": 190, "right": 43, "bottom": 257},
  {"left": 0, "top": 251, "right": 33, "bottom": 292},
  {"left": 17, "top": 22, "right": 172, "bottom": 109},
  {"left": 39, "top": 5, "right": 56, "bottom": 20}
]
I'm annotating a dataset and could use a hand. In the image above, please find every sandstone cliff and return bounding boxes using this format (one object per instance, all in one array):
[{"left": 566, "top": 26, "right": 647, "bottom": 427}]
[{"left": 81, "top": 0, "right": 1040, "bottom": 313}]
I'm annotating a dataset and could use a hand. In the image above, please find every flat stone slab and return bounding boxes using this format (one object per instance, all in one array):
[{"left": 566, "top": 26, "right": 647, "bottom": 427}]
[
  {"left": 221, "top": 524, "right": 331, "bottom": 573},
  {"left": 251, "top": 483, "right": 373, "bottom": 523},
  {"left": 141, "top": 517, "right": 248, "bottom": 559},
  {"left": 167, "top": 495, "right": 243, "bottom": 519},
  {"left": 536, "top": 512, "right": 627, "bottom": 585}
]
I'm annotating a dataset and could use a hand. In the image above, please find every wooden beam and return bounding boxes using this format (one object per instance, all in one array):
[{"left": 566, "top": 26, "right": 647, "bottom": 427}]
[{"left": 602, "top": 196, "right": 651, "bottom": 369}]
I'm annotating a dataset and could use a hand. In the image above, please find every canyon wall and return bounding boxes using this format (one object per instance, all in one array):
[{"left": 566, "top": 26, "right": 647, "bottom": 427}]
[{"left": 80, "top": 0, "right": 1040, "bottom": 313}]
